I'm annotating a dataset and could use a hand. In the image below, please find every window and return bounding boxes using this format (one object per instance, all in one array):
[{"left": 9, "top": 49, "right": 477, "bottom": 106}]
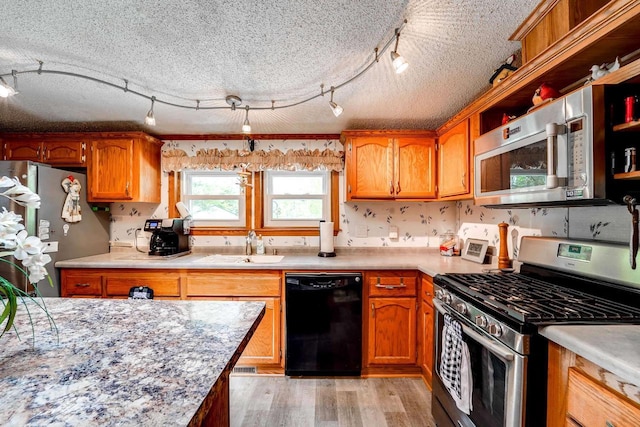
[
  {"left": 263, "top": 171, "right": 331, "bottom": 227},
  {"left": 181, "top": 171, "right": 247, "bottom": 227}
]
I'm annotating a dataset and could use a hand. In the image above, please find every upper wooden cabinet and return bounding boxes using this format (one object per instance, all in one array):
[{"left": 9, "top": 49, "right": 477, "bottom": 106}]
[
  {"left": 87, "top": 132, "right": 162, "bottom": 203},
  {"left": 2, "top": 134, "right": 87, "bottom": 166},
  {"left": 342, "top": 130, "right": 437, "bottom": 201},
  {"left": 437, "top": 119, "right": 470, "bottom": 198}
]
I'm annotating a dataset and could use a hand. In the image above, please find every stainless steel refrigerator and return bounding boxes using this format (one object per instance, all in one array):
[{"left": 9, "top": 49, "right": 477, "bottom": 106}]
[{"left": 0, "top": 161, "right": 110, "bottom": 297}]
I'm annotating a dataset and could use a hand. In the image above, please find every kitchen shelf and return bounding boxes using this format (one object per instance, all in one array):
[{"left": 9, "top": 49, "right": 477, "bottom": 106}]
[
  {"left": 613, "top": 120, "right": 640, "bottom": 132},
  {"left": 613, "top": 170, "right": 640, "bottom": 180}
]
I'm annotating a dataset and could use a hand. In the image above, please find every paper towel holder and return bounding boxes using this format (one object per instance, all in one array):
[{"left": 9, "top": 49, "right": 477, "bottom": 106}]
[{"left": 318, "top": 220, "right": 336, "bottom": 257}]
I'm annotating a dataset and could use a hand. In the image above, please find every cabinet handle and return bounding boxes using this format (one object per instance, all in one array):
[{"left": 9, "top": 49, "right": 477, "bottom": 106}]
[
  {"left": 371, "top": 303, "right": 375, "bottom": 318},
  {"left": 396, "top": 181, "right": 401, "bottom": 194},
  {"left": 74, "top": 283, "right": 90, "bottom": 288},
  {"left": 348, "top": 184, "right": 351, "bottom": 194},
  {"left": 125, "top": 182, "right": 130, "bottom": 196},
  {"left": 375, "top": 284, "right": 407, "bottom": 289},
  {"left": 462, "top": 172, "right": 466, "bottom": 189},
  {"left": 389, "top": 180, "right": 394, "bottom": 195}
]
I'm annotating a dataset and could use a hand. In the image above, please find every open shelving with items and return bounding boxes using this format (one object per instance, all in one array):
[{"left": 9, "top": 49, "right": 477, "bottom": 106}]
[{"left": 448, "top": 0, "right": 640, "bottom": 137}]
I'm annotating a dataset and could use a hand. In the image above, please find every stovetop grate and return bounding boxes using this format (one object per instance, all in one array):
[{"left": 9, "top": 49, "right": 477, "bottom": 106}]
[{"left": 438, "top": 273, "right": 640, "bottom": 325}]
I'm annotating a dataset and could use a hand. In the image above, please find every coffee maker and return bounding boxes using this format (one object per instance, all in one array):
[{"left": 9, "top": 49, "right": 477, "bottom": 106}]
[{"left": 145, "top": 218, "right": 190, "bottom": 256}]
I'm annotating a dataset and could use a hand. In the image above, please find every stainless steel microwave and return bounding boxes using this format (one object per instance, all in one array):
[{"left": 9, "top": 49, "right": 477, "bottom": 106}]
[{"left": 474, "top": 85, "right": 610, "bottom": 207}]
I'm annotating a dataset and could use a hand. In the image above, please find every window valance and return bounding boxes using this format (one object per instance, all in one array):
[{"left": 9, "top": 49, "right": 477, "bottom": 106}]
[{"left": 162, "top": 148, "right": 344, "bottom": 172}]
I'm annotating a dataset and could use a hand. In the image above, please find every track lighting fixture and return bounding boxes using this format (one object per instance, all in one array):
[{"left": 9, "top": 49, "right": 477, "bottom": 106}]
[
  {"left": 0, "top": 76, "right": 17, "bottom": 98},
  {"left": 242, "top": 105, "right": 251, "bottom": 134},
  {"left": 329, "top": 87, "right": 343, "bottom": 117},
  {"left": 390, "top": 29, "right": 408, "bottom": 74},
  {"left": 144, "top": 96, "right": 156, "bottom": 126},
  {"left": 0, "top": 19, "right": 408, "bottom": 128}
]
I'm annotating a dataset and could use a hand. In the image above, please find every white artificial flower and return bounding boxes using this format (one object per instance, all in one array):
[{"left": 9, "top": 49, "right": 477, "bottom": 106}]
[
  {"left": 1, "top": 179, "right": 41, "bottom": 208},
  {"left": 0, "top": 208, "right": 24, "bottom": 248},
  {"left": 13, "top": 230, "right": 46, "bottom": 260},
  {"left": 0, "top": 176, "right": 17, "bottom": 188},
  {"left": 26, "top": 264, "right": 49, "bottom": 284}
]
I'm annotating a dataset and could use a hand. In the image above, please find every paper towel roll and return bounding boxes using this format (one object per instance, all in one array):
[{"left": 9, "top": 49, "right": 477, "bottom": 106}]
[
  {"left": 319, "top": 221, "right": 335, "bottom": 256},
  {"left": 176, "top": 202, "right": 191, "bottom": 219}
]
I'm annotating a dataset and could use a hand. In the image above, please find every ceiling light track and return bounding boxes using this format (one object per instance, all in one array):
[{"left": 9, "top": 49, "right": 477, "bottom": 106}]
[{"left": 0, "top": 19, "right": 407, "bottom": 129}]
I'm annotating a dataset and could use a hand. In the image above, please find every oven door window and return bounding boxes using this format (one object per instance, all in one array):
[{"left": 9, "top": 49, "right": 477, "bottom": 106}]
[{"left": 434, "top": 307, "right": 526, "bottom": 427}]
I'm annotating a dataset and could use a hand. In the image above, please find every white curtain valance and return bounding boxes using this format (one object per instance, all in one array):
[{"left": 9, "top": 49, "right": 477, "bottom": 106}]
[{"left": 162, "top": 148, "right": 344, "bottom": 172}]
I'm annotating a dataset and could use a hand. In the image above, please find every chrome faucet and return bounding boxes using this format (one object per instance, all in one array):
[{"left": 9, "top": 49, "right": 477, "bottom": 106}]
[{"left": 246, "top": 230, "right": 256, "bottom": 255}]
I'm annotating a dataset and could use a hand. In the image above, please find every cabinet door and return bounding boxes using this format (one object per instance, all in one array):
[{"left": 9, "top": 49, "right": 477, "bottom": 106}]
[
  {"left": 44, "top": 140, "right": 86, "bottom": 166},
  {"left": 438, "top": 120, "right": 470, "bottom": 198},
  {"left": 237, "top": 297, "right": 281, "bottom": 366},
  {"left": 88, "top": 139, "right": 134, "bottom": 201},
  {"left": 3, "top": 141, "right": 42, "bottom": 161},
  {"left": 346, "top": 137, "right": 394, "bottom": 200},
  {"left": 421, "top": 300, "right": 434, "bottom": 385},
  {"left": 395, "top": 137, "right": 437, "bottom": 198},
  {"left": 367, "top": 297, "right": 417, "bottom": 365}
]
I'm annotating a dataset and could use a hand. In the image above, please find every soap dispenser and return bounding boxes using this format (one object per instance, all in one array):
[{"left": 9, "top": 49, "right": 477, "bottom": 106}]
[{"left": 256, "top": 234, "right": 265, "bottom": 255}]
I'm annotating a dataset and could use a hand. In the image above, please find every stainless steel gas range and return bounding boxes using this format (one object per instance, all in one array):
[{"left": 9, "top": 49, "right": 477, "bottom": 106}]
[{"left": 432, "top": 237, "right": 640, "bottom": 427}]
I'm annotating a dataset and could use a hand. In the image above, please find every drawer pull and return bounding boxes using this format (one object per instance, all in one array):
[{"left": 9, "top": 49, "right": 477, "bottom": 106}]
[
  {"left": 375, "top": 284, "right": 407, "bottom": 289},
  {"left": 75, "top": 283, "right": 91, "bottom": 288},
  {"left": 371, "top": 303, "right": 375, "bottom": 318}
]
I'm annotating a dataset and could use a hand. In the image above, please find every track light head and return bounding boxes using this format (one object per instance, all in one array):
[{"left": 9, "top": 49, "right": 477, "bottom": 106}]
[
  {"left": 0, "top": 76, "right": 17, "bottom": 98},
  {"left": 329, "top": 87, "right": 343, "bottom": 117},
  {"left": 390, "top": 30, "right": 408, "bottom": 74},
  {"left": 242, "top": 105, "right": 251, "bottom": 134},
  {"left": 144, "top": 96, "right": 156, "bottom": 126}
]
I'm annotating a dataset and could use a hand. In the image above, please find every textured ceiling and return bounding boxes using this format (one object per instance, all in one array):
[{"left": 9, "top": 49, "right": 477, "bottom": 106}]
[{"left": 0, "top": 0, "right": 540, "bottom": 135}]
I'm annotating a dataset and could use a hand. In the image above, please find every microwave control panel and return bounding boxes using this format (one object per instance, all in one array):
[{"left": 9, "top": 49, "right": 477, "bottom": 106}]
[{"left": 567, "top": 117, "right": 588, "bottom": 195}]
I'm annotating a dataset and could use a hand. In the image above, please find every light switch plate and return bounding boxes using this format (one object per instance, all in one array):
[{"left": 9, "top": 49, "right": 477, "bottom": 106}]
[{"left": 389, "top": 226, "right": 399, "bottom": 239}]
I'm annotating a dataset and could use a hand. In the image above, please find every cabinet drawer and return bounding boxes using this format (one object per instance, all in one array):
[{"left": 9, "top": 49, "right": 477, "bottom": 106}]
[
  {"left": 186, "top": 272, "right": 281, "bottom": 297},
  {"left": 62, "top": 274, "right": 102, "bottom": 296},
  {"left": 566, "top": 368, "right": 640, "bottom": 427},
  {"left": 367, "top": 272, "right": 417, "bottom": 297},
  {"left": 421, "top": 275, "right": 434, "bottom": 304},
  {"left": 105, "top": 275, "right": 180, "bottom": 297}
]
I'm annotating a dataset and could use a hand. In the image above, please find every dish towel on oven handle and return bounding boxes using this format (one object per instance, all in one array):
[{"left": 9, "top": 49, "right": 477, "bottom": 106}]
[{"left": 440, "top": 313, "right": 473, "bottom": 414}]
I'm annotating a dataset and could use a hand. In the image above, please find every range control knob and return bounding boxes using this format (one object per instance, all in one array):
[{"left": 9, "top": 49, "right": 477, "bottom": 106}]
[
  {"left": 488, "top": 323, "right": 503, "bottom": 337},
  {"left": 475, "top": 315, "right": 488, "bottom": 328},
  {"left": 442, "top": 292, "right": 452, "bottom": 304},
  {"left": 455, "top": 302, "right": 468, "bottom": 315},
  {"left": 435, "top": 289, "right": 445, "bottom": 300}
]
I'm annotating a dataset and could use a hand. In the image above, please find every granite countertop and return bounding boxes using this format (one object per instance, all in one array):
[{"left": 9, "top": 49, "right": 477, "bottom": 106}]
[
  {"left": 0, "top": 298, "right": 265, "bottom": 426},
  {"left": 539, "top": 324, "right": 640, "bottom": 387},
  {"left": 55, "top": 249, "right": 495, "bottom": 276}
]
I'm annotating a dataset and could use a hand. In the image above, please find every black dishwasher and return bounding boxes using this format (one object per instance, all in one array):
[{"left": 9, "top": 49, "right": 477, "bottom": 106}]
[{"left": 285, "top": 272, "right": 362, "bottom": 376}]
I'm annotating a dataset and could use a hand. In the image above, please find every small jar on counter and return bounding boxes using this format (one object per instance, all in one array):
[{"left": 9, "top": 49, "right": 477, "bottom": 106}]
[{"left": 439, "top": 231, "right": 460, "bottom": 256}]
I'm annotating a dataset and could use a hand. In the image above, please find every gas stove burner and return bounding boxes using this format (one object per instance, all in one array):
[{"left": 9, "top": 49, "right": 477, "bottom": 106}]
[{"left": 436, "top": 272, "right": 640, "bottom": 326}]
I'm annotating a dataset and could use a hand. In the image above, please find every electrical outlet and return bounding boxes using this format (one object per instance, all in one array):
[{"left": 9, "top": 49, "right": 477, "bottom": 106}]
[
  {"left": 42, "top": 241, "right": 59, "bottom": 253},
  {"left": 389, "top": 226, "right": 399, "bottom": 239},
  {"left": 355, "top": 225, "right": 368, "bottom": 238}
]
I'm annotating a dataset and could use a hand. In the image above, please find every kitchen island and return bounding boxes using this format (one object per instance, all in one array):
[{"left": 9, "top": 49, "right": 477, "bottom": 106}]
[{"left": 0, "top": 298, "right": 265, "bottom": 426}]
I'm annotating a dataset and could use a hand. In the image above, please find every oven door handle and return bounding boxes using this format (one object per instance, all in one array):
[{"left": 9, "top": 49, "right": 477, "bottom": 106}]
[{"left": 434, "top": 299, "right": 515, "bottom": 362}]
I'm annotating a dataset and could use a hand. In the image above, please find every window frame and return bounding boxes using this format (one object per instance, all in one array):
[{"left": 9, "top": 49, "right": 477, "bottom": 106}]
[
  {"left": 262, "top": 170, "right": 331, "bottom": 228},
  {"left": 171, "top": 170, "right": 339, "bottom": 237},
  {"left": 179, "top": 170, "right": 252, "bottom": 230}
]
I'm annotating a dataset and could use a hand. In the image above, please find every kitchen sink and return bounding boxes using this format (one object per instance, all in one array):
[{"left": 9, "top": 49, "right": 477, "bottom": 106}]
[{"left": 195, "top": 254, "right": 284, "bottom": 264}]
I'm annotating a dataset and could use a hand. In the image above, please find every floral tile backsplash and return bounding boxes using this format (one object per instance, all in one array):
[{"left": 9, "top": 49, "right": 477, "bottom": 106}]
[{"left": 109, "top": 139, "right": 633, "bottom": 255}]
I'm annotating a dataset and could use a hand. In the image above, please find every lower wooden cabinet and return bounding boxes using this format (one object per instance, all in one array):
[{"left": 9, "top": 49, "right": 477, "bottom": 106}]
[
  {"left": 367, "top": 297, "right": 417, "bottom": 365},
  {"left": 547, "top": 341, "right": 640, "bottom": 427},
  {"left": 61, "top": 268, "right": 284, "bottom": 372},
  {"left": 566, "top": 368, "right": 640, "bottom": 426},
  {"left": 420, "top": 274, "right": 435, "bottom": 387},
  {"left": 235, "top": 297, "right": 281, "bottom": 366}
]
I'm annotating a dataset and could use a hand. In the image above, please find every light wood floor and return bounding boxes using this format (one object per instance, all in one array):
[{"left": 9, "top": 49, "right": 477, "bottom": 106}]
[{"left": 229, "top": 376, "right": 436, "bottom": 427}]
